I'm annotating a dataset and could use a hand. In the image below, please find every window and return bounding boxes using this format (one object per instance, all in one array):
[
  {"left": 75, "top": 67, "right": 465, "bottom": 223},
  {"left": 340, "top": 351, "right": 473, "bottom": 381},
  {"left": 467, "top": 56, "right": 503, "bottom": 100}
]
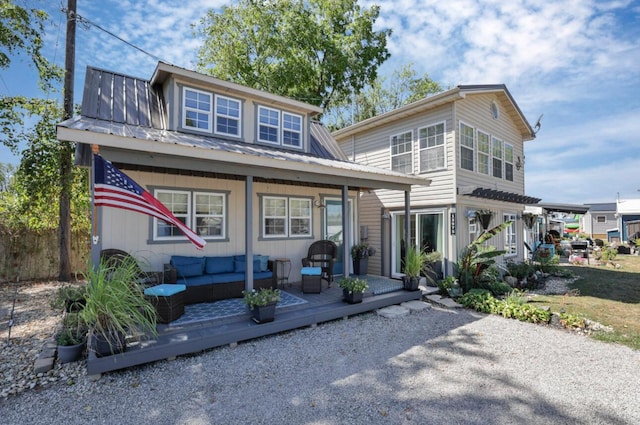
[
  {"left": 214, "top": 95, "right": 241, "bottom": 137},
  {"left": 469, "top": 217, "right": 478, "bottom": 243},
  {"left": 283, "top": 112, "right": 302, "bottom": 148},
  {"left": 459, "top": 123, "right": 474, "bottom": 171},
  {"left": 492, "top": 137, "right": 503, "bottom": 178},
  {"left": 596, "top": 215, "right": 606, "bottom": 223},
  {"left": 504, "top": 213, "right": 517, "bottom": 256},
  {"left": 504, "top": 144, "right": 514, "bottom": 182},
  {"left": 154, "top": 189, "right": 227, "bottom": 241},
  {"left": 390, "top": 131, "right": 413, "bottom": 173},
  {"left": 477, "top": 131, "right": 490, "bottom": 175},
  {"left": 262, "top": 195, "right": 311, "bottom": 238},
  {"left": 418, "top": 123, "right": 445, "bottom": 172},
  {"left": 257, "top": 106, "right": 303, "bottom": 148},
  {"left": 183, "top": 88, "right": 212, "bottom": 131}
]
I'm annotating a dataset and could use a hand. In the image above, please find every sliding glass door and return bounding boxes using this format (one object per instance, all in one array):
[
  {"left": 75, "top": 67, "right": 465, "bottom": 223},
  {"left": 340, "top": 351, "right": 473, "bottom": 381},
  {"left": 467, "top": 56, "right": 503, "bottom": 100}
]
[{"left": 391, "top": 210, "right": 445, "bottom": 278}]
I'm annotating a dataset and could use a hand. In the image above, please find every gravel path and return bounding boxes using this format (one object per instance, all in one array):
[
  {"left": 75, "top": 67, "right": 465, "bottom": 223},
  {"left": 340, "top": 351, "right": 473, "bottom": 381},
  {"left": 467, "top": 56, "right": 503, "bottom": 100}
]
[{"left": 1, "top": 290, "right": 639, "bottom": 425}]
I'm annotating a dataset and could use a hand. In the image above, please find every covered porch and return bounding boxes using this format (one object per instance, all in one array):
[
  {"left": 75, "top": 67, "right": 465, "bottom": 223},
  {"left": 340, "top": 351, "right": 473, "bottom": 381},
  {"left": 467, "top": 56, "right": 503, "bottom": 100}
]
[{"left": 87, "top": 276, "right": 423, "bottom": 376}]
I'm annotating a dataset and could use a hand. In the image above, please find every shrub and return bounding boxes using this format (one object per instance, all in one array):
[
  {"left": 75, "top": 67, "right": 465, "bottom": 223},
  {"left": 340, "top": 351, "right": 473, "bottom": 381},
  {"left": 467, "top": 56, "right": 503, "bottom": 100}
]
[
  {"left": 437, "top": 276, "right": 457, "bottom": 296},
  {"left": 488, "top": 281, "right": 512, "bottom": 296},
  {"left": 459, "top": 289, "right": 551, "bottom": 324},
  {"left": 506, "top": 261, "right": 533, "bottom": 280}
]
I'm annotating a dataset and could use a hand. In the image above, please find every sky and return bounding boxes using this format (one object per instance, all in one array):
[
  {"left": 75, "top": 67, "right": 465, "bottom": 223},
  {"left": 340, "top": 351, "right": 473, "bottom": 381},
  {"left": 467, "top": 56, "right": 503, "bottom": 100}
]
[{"left": 1, "top": 0, "right": 639, "bottom": 205}]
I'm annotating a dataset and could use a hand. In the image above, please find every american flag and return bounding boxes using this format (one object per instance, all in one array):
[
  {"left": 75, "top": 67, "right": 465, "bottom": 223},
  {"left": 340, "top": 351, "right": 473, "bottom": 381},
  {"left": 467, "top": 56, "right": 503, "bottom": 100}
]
[{"left": 93, "top": 154, "right": 206, "bottom": 250}]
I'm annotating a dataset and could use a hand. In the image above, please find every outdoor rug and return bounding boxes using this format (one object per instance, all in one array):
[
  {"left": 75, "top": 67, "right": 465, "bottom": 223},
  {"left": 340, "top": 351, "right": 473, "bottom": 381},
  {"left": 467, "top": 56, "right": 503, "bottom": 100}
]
[
  {"left": 169, "top": 291, "right": 307, "bottom": 326},
  {"left": 363, "top": 275, "right": 404, "bottom": 295}
]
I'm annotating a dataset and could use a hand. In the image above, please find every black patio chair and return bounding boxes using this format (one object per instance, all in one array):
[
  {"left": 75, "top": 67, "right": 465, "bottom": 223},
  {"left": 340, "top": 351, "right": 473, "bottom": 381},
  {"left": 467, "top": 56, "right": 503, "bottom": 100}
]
[
  {"left": 302, "top": 240, "right": 338, "bottom": 287},
  {"left": 99, "top": 249, "right": 161, "bottom": 287}
]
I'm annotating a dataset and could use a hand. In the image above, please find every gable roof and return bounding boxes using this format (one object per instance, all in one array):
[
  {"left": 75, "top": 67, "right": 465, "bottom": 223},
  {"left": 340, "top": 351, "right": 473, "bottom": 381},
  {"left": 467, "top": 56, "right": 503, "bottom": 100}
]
[
  {"left": 332, "top": 84, "right": 535, "bottom": 141},
  {"left": 59, "top": 65, "right": 429, "bottom": 192}
]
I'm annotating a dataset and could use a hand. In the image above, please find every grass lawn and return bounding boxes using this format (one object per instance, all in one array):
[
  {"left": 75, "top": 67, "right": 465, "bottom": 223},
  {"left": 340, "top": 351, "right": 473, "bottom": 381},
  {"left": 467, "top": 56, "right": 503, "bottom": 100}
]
[{"left": 532, "top": 255, "right": 640, "bottom": 350}]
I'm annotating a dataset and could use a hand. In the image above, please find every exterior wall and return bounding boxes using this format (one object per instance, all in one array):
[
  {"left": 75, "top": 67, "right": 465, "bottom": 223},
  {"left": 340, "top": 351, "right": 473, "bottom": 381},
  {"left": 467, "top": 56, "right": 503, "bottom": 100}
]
[
  {"left": 99, "top": 169, "right": 352, "bottom": 281},
  {"left": 586, "top": 211, "right": 616, "bottom": 239}
]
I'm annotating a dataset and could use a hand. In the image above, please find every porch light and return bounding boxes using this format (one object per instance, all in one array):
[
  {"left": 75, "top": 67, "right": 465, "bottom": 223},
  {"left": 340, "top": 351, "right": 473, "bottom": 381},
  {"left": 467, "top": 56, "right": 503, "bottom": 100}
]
[{"left": 314, "top": 199, "right": 326, "bottom": 209}]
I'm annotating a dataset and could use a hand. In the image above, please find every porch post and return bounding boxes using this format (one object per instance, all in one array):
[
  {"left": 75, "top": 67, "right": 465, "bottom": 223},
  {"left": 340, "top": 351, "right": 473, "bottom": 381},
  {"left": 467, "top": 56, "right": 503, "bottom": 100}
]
[
  {"left": 245, "top": 176, "right": 254, "bottom": 291},
  {"left": 342, "top": 185, "right": 350, "bottom": 278},
  {"left": 405, "top": 190, "right": 411, "bottom": 257}
]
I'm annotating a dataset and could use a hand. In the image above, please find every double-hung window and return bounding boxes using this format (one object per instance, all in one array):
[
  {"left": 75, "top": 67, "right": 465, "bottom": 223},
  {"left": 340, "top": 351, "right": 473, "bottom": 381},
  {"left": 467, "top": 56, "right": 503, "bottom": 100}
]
[
  {"left": 153, "top": 189, "right": 227, "bottom": 242},
  {"left": 504, "top": 213, "right": 517, "bottom": 256},
  {"left": 477, "top": 131, "right": 490, "bottom": 175},
  {"left": 459, "top": 123, "right": 474, "bottom": 171},
  {"left": 492, "top": 137, "right": 503, "bottom": 178},
  {"left": 258, "top": 106, "right": 303, "bottom": 149},
  {"left": 419, "top": 123, "right": 445, "bottom": 172},
  {"left": 390, "top": 131, "right": 413, "bottom": 174},
  {"left": 214, "top": 95, "right": 241, "bottom": 137},
  {"left": 262, "top": 195, "right": 311, "bottom": 238},
  {"left": 183, "top": 88, "right": 212, "bottom": 131},
  {"left": 504, "top": 143, "right": 514, "bottom": 182}
]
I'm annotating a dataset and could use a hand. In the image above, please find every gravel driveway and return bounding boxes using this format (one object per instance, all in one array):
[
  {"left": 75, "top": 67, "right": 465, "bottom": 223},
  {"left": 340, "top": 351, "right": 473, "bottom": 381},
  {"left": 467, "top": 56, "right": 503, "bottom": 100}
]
[{"left": 1, "top": 304, "right": 638, "bottom": 425}]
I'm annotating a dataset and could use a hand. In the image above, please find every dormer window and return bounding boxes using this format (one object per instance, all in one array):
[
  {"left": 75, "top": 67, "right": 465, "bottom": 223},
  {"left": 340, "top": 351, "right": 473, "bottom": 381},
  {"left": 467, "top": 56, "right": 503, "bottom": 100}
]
[
  {"left": 258, "top": 105, "right": 302, "bottom": 149},
  {"left": 182, "top": 87, "right": 241, "bottom": 138}
]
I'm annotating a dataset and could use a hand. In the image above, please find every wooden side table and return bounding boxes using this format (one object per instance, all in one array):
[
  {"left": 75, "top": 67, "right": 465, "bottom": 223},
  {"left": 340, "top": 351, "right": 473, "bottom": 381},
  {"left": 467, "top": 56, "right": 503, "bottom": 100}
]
[{"left": 275, "top": 258, "right": 291, "bottom": 288}]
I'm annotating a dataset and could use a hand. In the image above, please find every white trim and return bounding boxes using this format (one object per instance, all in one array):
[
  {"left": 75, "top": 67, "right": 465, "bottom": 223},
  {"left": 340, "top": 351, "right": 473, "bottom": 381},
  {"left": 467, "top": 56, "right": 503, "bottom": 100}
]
[
  {"left": 262, "top": 195, "right": 288, "bottom": 238},
  {"left": 477, "top": 129, "right": 490, "bottom": 175},
  {"left": 288, "top": 197, "right": 312, "bottom": 237},
  {"left": 213, "top": 94, "right": 241, "bottom": 138},
  {"left": 458, "top": 121, "right": 474, "bottom": 172},
  {"left": 182, "top": 87, "right": 212, "bottom": 133},
  {"left": 503, "top": 212, "right": 517, "bottom": 257},
  {"left": 491, "top": 136, "right": 504, "bottom": 179},
  {"left": 153, "top": 189, "right": 191, "bottom": 242},
  {"left": 419, "top": 121, "right": 447, "bottom": 172},
  {"left": 282, "top": 111, "right": 303, "bottom": 149},
  {"left": 193, "top": 191, "right": 226, "bottom": 239},
  {"left": 504, "top": 143, "right": 514, "bottom": 182},
  {"left": 389, "top": 129, "right": 414, "bottom": 174}
]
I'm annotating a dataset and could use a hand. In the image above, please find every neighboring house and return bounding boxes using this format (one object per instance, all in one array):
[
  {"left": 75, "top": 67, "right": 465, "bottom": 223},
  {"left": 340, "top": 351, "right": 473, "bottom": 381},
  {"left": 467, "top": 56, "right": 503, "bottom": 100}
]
[
  {"left": 582, "top": 203, "right": 616, "bottom": 241},
  {"left": 615, "top": 198, "right": 640, "bottom": 243},
  {"left": 333, "top": 85, "right": 541, "bottom": 278},
  {"left": 57, "top": 62, "right": 429, "bottom": 286}
]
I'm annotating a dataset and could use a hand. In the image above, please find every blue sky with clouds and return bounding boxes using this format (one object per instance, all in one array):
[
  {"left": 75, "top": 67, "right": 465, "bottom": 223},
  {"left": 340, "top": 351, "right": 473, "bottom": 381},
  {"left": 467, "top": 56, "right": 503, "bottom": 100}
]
[{"left": 2, "top": 0, "right": 639, "bottom": 204}]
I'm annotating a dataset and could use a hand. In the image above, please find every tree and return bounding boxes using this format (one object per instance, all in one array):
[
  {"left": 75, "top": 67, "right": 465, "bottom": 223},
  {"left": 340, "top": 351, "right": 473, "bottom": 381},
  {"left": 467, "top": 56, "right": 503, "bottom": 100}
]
[
  {"left": 195, "top": 0, "right": 391, "bottom": 109},
  {"left": 0, "top": 162, "right": 14, "bottom": 191},
  {"left": 323, "top": 63, "right": 443, "bottom": 130}
]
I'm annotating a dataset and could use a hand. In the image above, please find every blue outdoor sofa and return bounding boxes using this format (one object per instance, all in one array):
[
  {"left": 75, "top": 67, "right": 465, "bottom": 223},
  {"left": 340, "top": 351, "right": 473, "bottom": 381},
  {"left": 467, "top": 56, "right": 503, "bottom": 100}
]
[{"left": 164, "top": 255, "right": 277, "bottom": 304}]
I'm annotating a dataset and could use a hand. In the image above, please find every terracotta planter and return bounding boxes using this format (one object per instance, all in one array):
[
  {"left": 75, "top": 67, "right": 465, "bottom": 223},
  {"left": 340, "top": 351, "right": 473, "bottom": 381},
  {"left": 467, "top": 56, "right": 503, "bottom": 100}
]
[
  {"left": 342, "top": 289, "right": 364, "bottom": 304},
  {"left": 250, "top": 303, "right": 277, "bottom": 324}
]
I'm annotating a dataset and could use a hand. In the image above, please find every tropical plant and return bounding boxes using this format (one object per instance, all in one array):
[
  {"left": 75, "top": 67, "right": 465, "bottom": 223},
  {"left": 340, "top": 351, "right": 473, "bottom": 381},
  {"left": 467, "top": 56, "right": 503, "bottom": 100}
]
[
  {"left": 338, "top": 277, "right": 368, "bottom": 294},
  {"left": 455, "top": 221, "right": 511, "bottom": 292},
  {"left": 242, "top": 287, "right": 281, "bottom": 309},
  {"left": 351, "top": 243, "right": 375, "bottom": 259},
  {"left": 437, "top": 276, "right": 458, "bottom": 296},
  {"left": 50, "top": 285, "right": 86, "bottom": 313},
  {"left": 80, "top": 257, "right": 157, "bottom": 354}
]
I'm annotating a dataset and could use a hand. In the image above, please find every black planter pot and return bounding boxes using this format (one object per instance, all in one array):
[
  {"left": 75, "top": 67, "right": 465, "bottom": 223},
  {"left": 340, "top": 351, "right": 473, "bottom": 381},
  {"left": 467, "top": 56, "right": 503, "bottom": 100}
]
[
  {"left": 57, "top": 341, "right": 85, "bottom": 364},
  {"left": 352, "top": 257, "right": 368, "bottom": 275},
  {"left": 250, "top": 303, "right": 277, "bottom": 324},
  {"left": 478, "top": 213, "right": 492, "bottom": 230},
  {"left": 403, "top": 276, "right": 421, "bottom": 291},
  {"left": 343, "top": 289, "right": 364, "bottom": 304},
  {"left": 90, "top": 331, "right": 126, "bottom": 357}
]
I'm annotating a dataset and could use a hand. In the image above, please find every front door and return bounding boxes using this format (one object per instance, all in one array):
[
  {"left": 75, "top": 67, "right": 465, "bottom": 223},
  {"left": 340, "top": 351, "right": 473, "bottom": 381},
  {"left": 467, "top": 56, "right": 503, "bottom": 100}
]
[{"left": 323, "top": 198, "right": 353, "bottom": 277}]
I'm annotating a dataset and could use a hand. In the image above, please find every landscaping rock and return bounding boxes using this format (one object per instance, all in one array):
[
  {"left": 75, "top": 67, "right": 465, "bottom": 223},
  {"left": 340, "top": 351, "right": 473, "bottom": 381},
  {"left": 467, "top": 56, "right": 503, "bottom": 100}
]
[{"left": 376, "top": 305, "right": 410, "bottom": 318}]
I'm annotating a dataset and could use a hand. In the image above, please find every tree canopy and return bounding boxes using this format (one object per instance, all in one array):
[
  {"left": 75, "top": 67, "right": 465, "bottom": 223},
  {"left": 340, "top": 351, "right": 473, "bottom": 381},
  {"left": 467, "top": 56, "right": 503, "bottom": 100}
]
[
  {"left": 323, "top": 63, "right": 443, "bottom": 130},
  {"left": 195, "top": 0, "right": 391, "bottom": 109}
]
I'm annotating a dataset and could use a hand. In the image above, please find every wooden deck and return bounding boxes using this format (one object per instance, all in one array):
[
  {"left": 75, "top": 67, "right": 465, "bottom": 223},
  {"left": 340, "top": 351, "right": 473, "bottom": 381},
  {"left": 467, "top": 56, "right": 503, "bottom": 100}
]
[{"left": 86, "top": 277, "right": 422, "bottom": 376}]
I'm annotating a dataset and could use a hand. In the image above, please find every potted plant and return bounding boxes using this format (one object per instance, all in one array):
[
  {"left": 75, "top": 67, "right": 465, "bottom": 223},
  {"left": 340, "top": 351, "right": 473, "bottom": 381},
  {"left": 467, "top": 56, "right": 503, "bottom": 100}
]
[
  {"left": 80, "top": 257, "right": 158, "bottom": 357},
  {"left": 423, "top": 251, "right": 443, "bottom": 285},
  {"left": 351, "top": 243, "right": 375, "bottom": 275},
  {"left": 338, "top": 277, "right": 368, "bottom": 304},
  {"left": 476, "top": 209, "right": 494, "bottom": 231},
  {"left": 56, "top": 312, "right": 88, "bottom": 364},
  {"left": 403, "top": 246, "right": 428, "bottom": 291},
  {"left": 50, "top": 285, "right": 87, "bottom": 313},
  {"left": 243, "top": 287, "right": 281, "bottom": 323}
]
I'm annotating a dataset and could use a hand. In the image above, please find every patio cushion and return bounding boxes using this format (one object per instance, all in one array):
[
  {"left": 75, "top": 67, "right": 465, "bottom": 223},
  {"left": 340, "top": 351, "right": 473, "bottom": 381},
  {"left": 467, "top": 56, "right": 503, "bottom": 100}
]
[
  {"left": 144, "top": 284, "right": 186, "bottom": 297},
  {"left": 171, "top": 256, "right": 205, "bottom": 278},
  {"left": 234, "top": 258, "right": 262, "bottom": 273},
  {"left": 301, "top": 267, "right": 322, "bottom": 276},
  {"left": 205, "top": 256, "right": 235, "bottom": 274}
]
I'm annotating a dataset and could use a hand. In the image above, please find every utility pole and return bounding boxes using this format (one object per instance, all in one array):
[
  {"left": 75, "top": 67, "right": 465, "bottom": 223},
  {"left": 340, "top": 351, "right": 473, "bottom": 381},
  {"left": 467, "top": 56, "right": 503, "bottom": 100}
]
[{"left": 59, "top": 0, "right": 76, "bottom": 281}]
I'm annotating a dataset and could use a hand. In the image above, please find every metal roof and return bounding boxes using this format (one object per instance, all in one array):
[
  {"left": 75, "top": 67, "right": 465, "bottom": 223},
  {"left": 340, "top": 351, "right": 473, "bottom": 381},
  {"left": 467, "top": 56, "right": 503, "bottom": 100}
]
[
  {"left": 465, "top": 187, "right": 541, "bottom": 205},
  {"left": 585, "top": 202, "right": 616, "bottom": 212}
]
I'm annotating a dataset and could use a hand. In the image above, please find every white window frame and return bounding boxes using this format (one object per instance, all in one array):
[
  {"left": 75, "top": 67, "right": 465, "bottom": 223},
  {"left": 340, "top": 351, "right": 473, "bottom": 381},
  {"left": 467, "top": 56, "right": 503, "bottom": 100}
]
[
  {"left": 469, "top": 217, "right": 478, "bottom": 244},
  {"left": 459, "top": 122, "right": 474, "bottom": 171},
  {"left": 504, "top": 143, "right": 514, "bottom": 182},
  {"left": 477, "top": 130, "right": 490, "bottom": 175},
  {"left": 504, "top": 213, "right": 517, "bottom": 257},
  {"left": 390, "top": 130, "right": 414, "bottom": 174},
  {"left": 258, "top": 106, "right": 281, "bottom": 145},
  {"left": 282, "top": 111, "right": 303, "bottom": 149},
  {"left": 289, "top": 198, "right": 312, "bottom": 237},
  {"left": 263, "top": 196, "right": 288, "bottom": 238},
  {"left": 492, "top": 137, "right": 503, "bottom": 179},
  {"left": 194, "top": 191, "right": 226, "bottom": 240},
  {"left": 214, "top": 94, "right": 241, "bottom": 137},
  {"left": 153, "top": 188, "right": 228, "bottom": 242},
  {"left": 182, "top": 87, "right": 212, "bottom": 132},
  {"left": 419, "top": 122, "right": 446, "bottom": 172}
]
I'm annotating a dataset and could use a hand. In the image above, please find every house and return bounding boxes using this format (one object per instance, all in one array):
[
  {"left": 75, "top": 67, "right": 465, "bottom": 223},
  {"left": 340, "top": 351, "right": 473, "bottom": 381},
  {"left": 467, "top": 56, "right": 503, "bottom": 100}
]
[
  {"left": 57, "top": 62, "right": 430, "bottom": 288},
  {"left": 332, "top": 85, "right": 541, "bottom": 278},
  {"left": 615, "top": 198, "right": 640, "bottom": 243},
  {"left": 582, "top": 203, "right": 616, "bottom": 241}
]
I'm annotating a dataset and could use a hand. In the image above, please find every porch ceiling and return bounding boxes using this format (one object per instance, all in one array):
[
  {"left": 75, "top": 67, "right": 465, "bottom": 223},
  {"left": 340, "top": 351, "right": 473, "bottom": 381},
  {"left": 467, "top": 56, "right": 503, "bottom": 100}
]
[{"left": 58, "top": 117, "right": 430, "bottom": 192}]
